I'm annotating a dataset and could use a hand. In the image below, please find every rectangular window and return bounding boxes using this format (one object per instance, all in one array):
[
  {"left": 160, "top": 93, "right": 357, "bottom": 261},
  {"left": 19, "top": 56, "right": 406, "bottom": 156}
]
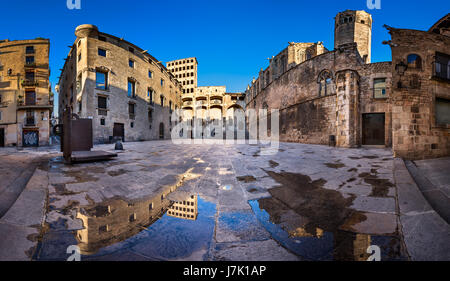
[
  {"left": 98, "top": 96, "right": 107, "bottom": 109},
  {"left": 160, "top": 95, "right": 164, "bottom": 106},
  {"left": 98, "top": 96, "right": 107, "bottom": 116},
  {"left": 434, "top": 52, "right": 450, "bottom": 80},
  {"left": 373, "top": 78, "right": 387, "bottom": 98},
  {"left": 99, "top": 225, "right": 109, "bottom": 233},
  {"left": 435, "top": 98, "right": 450, "bottom": 125},
  {"left": 25, "top": 71, "right": 35, "bottom": 81},
  {"left": 26, "top": 46, "right": 34, "bottom": 54},
  {"left": 161, "top": 79, "right": 164, "bottom": 87},
  {"left": 148, "top": 88, "right": 153, "bottom": 104},
  {"left": 96, "top": 71, "right": 107, "bottom": 90},
  {"left": 98, "top": 48, "right": 107, "bottom": 57},
  {"left": 148, "top": 70, "right": 153, "bottom": 78},
  {"left": 25, "top": 91, "right": 36, "bottom": 106},
  {"left": 129, "top": 59, "right": 134, "bottom": 68},
  {"left": 78, "top": 53, "right": 81, "bottom": 62},
  {"left": 129, "top": 47, "right": 134, "bottom": 53},
  {"left": 128, "top": 80, "right": 135, "bottom": 97},
  {"left": 129, "top": 103, "right": 135, "bottom": 119},
  {"left": 26, "top": 56, "right": 35, "bottom": 65}
]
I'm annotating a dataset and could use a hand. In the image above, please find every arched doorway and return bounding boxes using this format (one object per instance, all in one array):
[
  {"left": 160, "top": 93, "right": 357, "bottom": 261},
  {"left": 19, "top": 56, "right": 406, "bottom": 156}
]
[{"left": 226, "top": 105, "right": 245, "bottom": 140}]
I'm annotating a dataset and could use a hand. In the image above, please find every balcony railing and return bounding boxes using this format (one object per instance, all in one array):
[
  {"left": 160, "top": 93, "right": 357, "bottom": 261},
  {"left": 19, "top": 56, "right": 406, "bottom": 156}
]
[
  {"left": 98, "top": 108, "right": 107, "bottom": 116},
  {"left": 211, "top": 99, "right": 222, "bottom": 105},
  {"left": 25, "top": 62, "right": 36, "bottom": 68},
  {"left": 21, "top": 80, "right": 39, "bottom": 87}
]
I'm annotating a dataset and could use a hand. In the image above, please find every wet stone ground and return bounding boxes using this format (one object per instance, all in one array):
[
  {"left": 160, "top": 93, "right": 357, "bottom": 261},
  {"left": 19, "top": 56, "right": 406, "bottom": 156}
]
[{"left": 32, "top": 141, "right": 408, "bottom": 261}]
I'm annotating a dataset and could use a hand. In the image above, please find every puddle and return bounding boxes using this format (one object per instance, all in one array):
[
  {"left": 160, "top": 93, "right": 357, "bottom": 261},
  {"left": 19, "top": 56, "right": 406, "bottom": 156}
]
[
  {"left": 359, "top": 172, "right": 395, "bottom": 198},
  {"left": 250, "top": 171, "right": 408, "bottom": 261},
  {"left": 107, "top": 169, "right": 128, "bottom": 177},
  {"left": 269, "top": 160, "right": 279, "bottom": 168},
  {"left": 34, "top": 195, "right": 216, "bottom": 261},
  {"left": 325, "top": 162, "right": 346, "bottom": 169},
  {"left": 236, "top": 175, "right": 257, "bottom": 183}
]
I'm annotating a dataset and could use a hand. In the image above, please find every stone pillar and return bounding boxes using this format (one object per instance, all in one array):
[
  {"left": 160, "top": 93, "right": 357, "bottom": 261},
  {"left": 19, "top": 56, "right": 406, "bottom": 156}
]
[{"left": 335, "top": 70, "right": 360, "bottom": 147}]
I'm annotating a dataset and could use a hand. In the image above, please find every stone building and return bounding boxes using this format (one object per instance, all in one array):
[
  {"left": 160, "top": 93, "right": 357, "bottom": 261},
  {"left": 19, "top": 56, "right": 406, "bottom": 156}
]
[
  {"left": 245, "top": 10, "right": 449, "bottom": 159},
  {"left": 166, "top": 57, "right": 198, "bottom": 95},
  {"left": 0, "top": 38, "right": 53, "bottom": 147},
  {"left": 58, "top": 24, "right": 182, "bottom": 144},
  {"left": 182, "top": 86, "right": 245, "bottom": 121},
  {"left": 386, "top": 13, "right": 450, "bottom": 159},
  {"left": 245, "top": 10, "right": 391, "bottom": 147}
]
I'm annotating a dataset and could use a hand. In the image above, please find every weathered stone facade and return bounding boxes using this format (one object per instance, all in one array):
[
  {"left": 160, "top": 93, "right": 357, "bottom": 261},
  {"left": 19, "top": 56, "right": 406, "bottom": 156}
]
[
  {"left": 387, "top": 13, "right": 450, "bottom": 159},
  {"left": 181, "top": 86, "right": 245, "bottom": 120},
  {"left": 245, "top": 29, "right": 389, "bottom": 147},
  {"left": 245, "top": 10, "right": 449, "bottom": 160},
  {"left": 0, "top": 39, "right": 52, "bottom": 147},
  {"left": 58, "top": 25, "right": 182, "bottom": 144}
]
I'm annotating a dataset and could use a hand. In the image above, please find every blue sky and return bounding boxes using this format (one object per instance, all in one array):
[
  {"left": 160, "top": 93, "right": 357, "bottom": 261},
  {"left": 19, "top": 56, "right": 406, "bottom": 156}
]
[{"left": 1, "top": 0, "right": 448, "bottom": 105}]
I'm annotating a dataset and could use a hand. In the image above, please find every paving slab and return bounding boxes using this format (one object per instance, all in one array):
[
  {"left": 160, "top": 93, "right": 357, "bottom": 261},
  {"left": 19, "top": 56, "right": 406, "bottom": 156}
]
[
  {"left": 350, "top": 196, "right": 396, "bottom": 214},
  {"left": 400, "top": 211, "right": 450, "bottom": 261},
  {"left": 0, "top": 222, "right": 37, "bottom": 261},
  {"left": 212, "top": 240, "right": 300, "bottom": 261}
]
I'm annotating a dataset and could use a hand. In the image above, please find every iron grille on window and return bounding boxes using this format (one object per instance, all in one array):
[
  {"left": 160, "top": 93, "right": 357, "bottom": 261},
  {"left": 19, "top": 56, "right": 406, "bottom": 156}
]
[{"left": 433, "top": 53, "right": 450, "bottom": 81}]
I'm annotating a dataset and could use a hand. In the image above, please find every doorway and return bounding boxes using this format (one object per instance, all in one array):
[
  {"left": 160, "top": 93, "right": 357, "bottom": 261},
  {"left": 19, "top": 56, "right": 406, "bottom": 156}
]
[
  {"left": 23, "top": 130, "right": 39, "bottom": 147},
  {"left": 0, "top": 128, "right": 4, "bottom": 147},
  {"left": 362, "top": 113, "right": 385, "bottom": 145},
  {"left": 159, "top": 123, "right": 164, "bottom": 139},
  {"left": 113, "top": 123, "right": 125, "bottom": 142}
]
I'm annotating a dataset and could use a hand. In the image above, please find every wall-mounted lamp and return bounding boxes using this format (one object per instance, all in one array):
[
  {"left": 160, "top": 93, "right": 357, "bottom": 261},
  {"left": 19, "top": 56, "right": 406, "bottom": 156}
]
[{"left": 395, "top": 61, "right": 408, "bottom": 76}]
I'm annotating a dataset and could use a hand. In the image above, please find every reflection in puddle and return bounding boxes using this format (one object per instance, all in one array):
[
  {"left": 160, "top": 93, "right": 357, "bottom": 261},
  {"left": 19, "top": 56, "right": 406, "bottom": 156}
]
[
  {"left": 249, "top": 200, "right": 407, "bottom": 261},
  {"left": 35, "top": 193, "right": 216, "bottom": 261}
]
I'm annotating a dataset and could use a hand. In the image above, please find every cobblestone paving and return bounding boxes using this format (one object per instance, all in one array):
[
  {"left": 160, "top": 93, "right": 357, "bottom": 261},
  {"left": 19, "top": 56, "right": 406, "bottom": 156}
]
[{"left": 5, "top": 141, "right": 410, "bottom": 261}]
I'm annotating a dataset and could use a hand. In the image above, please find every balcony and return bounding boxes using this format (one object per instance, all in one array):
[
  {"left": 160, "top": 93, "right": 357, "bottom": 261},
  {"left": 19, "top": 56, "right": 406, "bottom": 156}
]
[
  {"left": 195, "top": 100, "right": 207, "bottom": 106},
  {"left": 21, "top": 80, "right": 39, "bottom": 87},
  {"left": 24, "top": 62, "right": 36, "bottom": 68}
]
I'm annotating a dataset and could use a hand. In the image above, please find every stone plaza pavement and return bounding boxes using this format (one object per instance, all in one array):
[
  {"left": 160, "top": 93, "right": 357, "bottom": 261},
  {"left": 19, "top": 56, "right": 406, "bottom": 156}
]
[{"left": 0, "top": 141, "right": 448, "bottom": 261}]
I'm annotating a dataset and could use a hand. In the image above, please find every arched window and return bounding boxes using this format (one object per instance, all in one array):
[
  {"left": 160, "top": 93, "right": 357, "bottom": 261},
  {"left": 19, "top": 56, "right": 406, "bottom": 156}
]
[
  {"left": 318, "top": 70, "right": 334, "bottom": 97},
  {"left": 407, "top": 54, "right": 422, "bottom": 69}
]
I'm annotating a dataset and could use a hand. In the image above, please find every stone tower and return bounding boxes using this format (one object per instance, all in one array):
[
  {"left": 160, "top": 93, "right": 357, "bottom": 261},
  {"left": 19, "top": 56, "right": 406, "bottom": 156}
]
[{"left": 334, "top": 10, "right": 372, "bottom": 63}]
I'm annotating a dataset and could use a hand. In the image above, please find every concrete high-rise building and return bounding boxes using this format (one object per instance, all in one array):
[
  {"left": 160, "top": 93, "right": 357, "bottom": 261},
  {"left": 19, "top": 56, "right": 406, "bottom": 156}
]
[
  {"left": 167, "top": 194, "right": 198, "bottom": 220},
  {"left": 166, "top": 57, "right": 198, "bottom": 95},
  {"left": 0, "top": 38, "right": 53, "bottom": 147}
]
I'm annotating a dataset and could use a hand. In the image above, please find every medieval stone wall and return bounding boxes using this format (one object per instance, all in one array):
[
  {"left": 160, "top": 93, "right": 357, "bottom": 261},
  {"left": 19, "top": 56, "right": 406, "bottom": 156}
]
[{"left": 389, "top": 28, "right": 450, "bottom": 159}]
